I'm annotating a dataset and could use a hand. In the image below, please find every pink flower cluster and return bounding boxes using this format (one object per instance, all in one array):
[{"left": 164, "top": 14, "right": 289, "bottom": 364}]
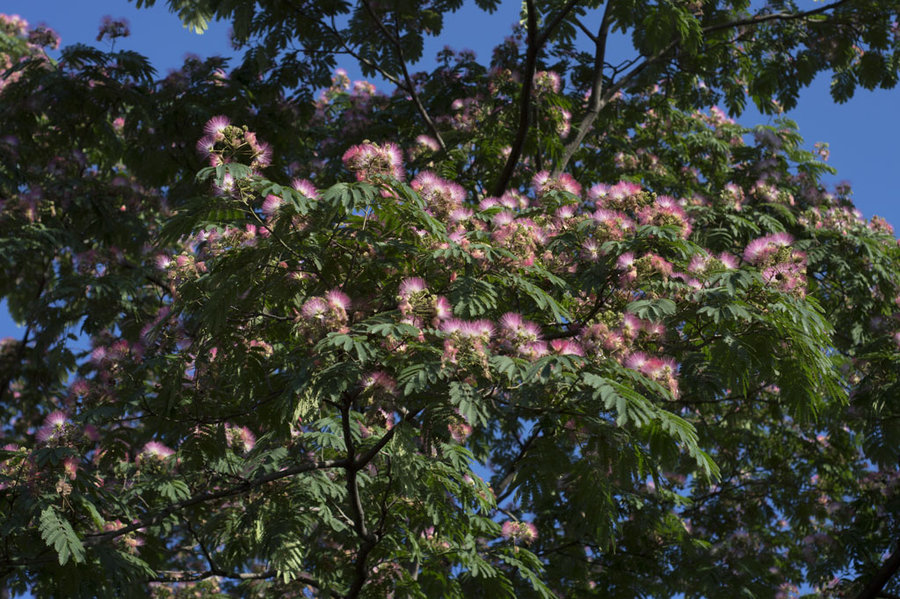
[
  {"left": 743, "top": 233, "right": 807, "bottom": 296},
  {"left": 342, "top": 141, "right": 404, "bottom": 181},
  {"left": 412, "top": 172, "right": 466, "bottom": 220},
  {"left": 501, "top": 520, "right": 538, "bottom": 544},
  {"left": 299, "top": 289, "right": 352, "bottom": 332},
  {"left": 196, "top": 115, "right": 272, "bottom": 171}
]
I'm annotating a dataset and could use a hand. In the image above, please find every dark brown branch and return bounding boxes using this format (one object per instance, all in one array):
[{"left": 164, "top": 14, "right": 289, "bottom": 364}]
[
  {"left": 340, "top": 397, "right": 373, "bottom": 543},
  {"left": 325, "top": 15, "right": 402, "bottom": 87},
  {"left": 703, "top": 0, "right": 850, "bottom": 35},
  {"left": 360, "top": 0, "right": 447, "bottom": 151},
  {"left": 85, "top": 458, "right": 347, "bottom": 545},
  {"left": 856, "top": 542, "right": 900, "bottom": 599},
  {"left": 491, "top": 0, "right": 582, "bottom": 197},
  {"left": 554, "top": 0, "right": 615, "bottom": 176},
  {"left": 149, "top": 568, "right": 320, "bottom": 585}
]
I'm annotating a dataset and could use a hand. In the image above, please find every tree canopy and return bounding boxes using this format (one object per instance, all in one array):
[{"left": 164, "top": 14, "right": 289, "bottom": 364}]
[{"left": 1, "top": 1, "right": 900, "bottom": 597}]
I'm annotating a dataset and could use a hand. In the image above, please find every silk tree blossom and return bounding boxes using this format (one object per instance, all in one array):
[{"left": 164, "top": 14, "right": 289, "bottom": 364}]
[
  {"left": 533, "top": 70, "right": 561, "bottom": 94},
  {"left": 140, "top": 441, "right": 174, "bottom": 461},
  {"left": 721, "top": 183, "right": 745, "bottom": 210},
  {"left": 397, "top": 277, "right": 431, "bottom": 321},
  {"left": 441, "top": 318, "right": 493, "bottom": 369},
  {"left": 448, "top": 418, "right": 473, "bottom": 443},
  {"left": 492, "top": 217, "right": 546, "bottom": 266},
  {"left": 688, "top": 251, "right": 737, "bottom": 274},
  {"left": 627, "top": 354, "right": 681, "bottom": 397},
  {"left": 433, "top": 296, "right": 453, "bottom": 322},
  {"left": 594, "top": 181, "right": 645, "bottom": 212},
  {"left": 361, "top": 371, "right": 397, "bottom": 397},
  {"left": 762, "top": 258, "right": 807, "bottom": 297},
  {"left": 35, "top": 411, "right": 69, "bottom": 443},
  {"left": 592, "top": 209, "right": 635, "bottom": 241},
  {"left": 342, "top": 141, "right": 404, "bottom": 181},
  {"left": 299, "top": 290, "right": 351, "bottom": 331},
  {"left": 261, "top": 194, "right": 282, "bottom": 218},
  {"left": 412, "top": 171, "right": 465, "bottom": 221},
  {"left": 291, "top": 178, "right": 319, "bottom": 200},
  {"left": 550, "top": 339, "right": 584, "bottom": 356},
  {"left": 498, "top": 312, "right": 542, "bottom": 354},
  {"left": 203, "top": 115, "right": 231, "bottom": 140},
  {"left": 636, "top": 196, "right": 693, "bottom": 238},
  {"left": 501, "top": 520, "right": 539, "bottom": 544},
  {"left": 498, "top": 190, "right": 529, "bottom": 211},
  {"left": 532, "top": 171, "right": 582, "bottom": 198},
  {"left": 582, "top": 239, "right": 603, "bottom": 262},
  {"left": 196, "top": 117, "right": 271, "bottom": 170},
  {"left": 415, "top": 134, "right": 441, "bottom": 152},
  {"left": 225, "top": 425, "right": 256, "bottom": 453},
  {"left": 743, "top": 232, "right": 794, "bottom": 265}
]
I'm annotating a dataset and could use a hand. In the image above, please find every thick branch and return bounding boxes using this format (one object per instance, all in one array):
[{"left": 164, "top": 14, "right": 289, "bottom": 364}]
[
  {"left": 149, "top": 568, "right": 320, "bottom": 585},
  {"left": 554, "top": 0, "right": 615, "bottom": 176},
  {"left": 491, "top": 0, "right": 582, "bottom": 197},
  {"left": 856, "top": 541, "right": 900, "bottom": 599},
  {"left": 341, "top": 398, "right": 373, "bottom": 543},
  {"left": 360, "top": 0, "right": 446, "bottom": 151}
]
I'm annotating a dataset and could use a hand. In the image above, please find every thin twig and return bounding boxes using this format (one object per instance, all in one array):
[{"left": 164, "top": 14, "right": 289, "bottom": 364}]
[
  {"left": 360, "top": 0, "right": 447, "bottom": 151},
  {"left": 554, "top": 0, "right": 852, "bottom": 174}
]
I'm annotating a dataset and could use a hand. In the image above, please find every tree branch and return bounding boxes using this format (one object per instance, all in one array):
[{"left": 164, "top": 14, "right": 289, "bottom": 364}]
[
  {"left": 360, "top": 0, "right": 447, "bottom": 151},
  {"left": 340, "top": 397, "right": 373, "bottom": 543},
  {"left": 490, "top": 0, "right": 538, "bottom": 198},
  {"left": 85, "top": 458, "right": 347, "bottom": 545},
  {"left": 494, "top": 425, "right": 543, "bottom": 503},
  {"left": 554, "top": 0, "right": 615, "bottom": 176},
  {"left": 554, "top": 0, "right": 852, "bottom": 174},
  {"left": 491, "top": 0, "right": 582, "bottom": 197},
  {"left": 856, "top": 541, "right": 900, "bottom": 599}
]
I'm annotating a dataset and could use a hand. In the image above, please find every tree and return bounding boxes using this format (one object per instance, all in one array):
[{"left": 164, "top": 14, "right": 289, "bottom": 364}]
[{"left": 0, "top": 1, "right": 899, "bottom": 597}]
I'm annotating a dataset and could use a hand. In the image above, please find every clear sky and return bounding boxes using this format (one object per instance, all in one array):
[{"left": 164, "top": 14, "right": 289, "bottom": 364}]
[{"left": 2, "top": 0, "right": 899, "bottom": 344}]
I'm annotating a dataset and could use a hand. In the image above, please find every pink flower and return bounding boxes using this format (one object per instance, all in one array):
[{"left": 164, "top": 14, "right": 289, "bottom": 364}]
[
  {"left": 501, "top": 520, "right": 539, "bottom": 544},
  {"left": 412, "top": 171, "right": 466, "bottom": 220},
  {"left": 398, "top": 277, "right": 427, "bottom": 299},
  {"left": 342, "top": 142, "right": 405, "bottom": 181},
  {"left": 261, "top": 194, "right": 282, "bottom": 217},
  {"left": 532, "top": 171, "right": 582, "bottom": 198},
  {"left": 203, "top": 115, "right": 231, "bottom": 140},
  {"left": 291, "top": 178, "right": 320, "bottom": 200},
  {"left": 361, "top": 371, "right": 397, "bottom": 396},
  {"left": 301, "top": 297, "right": 329, "bottom": 321},
  {"left": 415, "top": 135, "right": 441, "bottom": 152},
  {"left": 36, "top": 411, "right": 69, "bottom": 443},
  {"left": 625, "top": 352, "right": 649, "bottom": 371},
  {"left": 141, "top": 441, "right": 174, "bottom": 460},
  {"left": 433, "top": 296, "right": 453, "bottom": 321},
  {"left": 226, "top": 425, "right": 256, "bottom": 452},
  {"left": 743, "top": 232, "right": 793, "bottom": 265},
  {"left": 550, "top": 339, "right": 584, "bottom": 356},
  {"left": 498, "top": 312, "right": 541, "bottom": 349},
  {"left": 325, "top": 289, "right": 351, "bottom": 312}
]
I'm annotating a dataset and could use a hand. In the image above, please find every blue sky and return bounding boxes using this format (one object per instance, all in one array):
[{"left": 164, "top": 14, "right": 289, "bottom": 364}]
[{"left": 2, "top": 0, "right": 898, "bottom": 343}]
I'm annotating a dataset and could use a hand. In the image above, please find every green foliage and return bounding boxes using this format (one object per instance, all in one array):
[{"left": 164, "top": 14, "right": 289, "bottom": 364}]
[{"left": 1, "top": 2, "right": 900, "bottom": 598}]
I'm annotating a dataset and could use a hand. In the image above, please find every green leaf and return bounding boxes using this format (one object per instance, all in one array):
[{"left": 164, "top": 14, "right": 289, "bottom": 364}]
[{"left": 40, "top": 507, "right": 86, "bottom": 565}]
